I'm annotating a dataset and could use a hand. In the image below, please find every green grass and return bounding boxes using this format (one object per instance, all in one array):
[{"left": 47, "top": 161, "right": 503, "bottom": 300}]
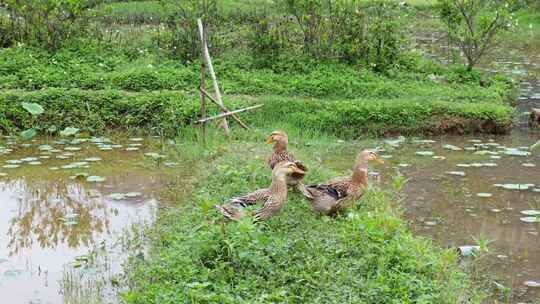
[
  {"left": 121, "top": 136, "right": 485, "bottom": 303},
  {"left": 92, "top": 1, "right": 167, "bottom": 24},
  {"left": 0, "top": 45, "right": 515, "bottom": 103},
  {"left": 0, "top": 89, "right": 515, "bottom": 137}
]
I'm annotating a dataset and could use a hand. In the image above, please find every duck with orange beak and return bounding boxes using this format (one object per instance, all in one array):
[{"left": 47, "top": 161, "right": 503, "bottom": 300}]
[
  {"left": 303, "top": 150, "right": 383, "bottom": 216},
  {"left": 227, "top": 131, "right": 309, "bottom": 207},
  {"left": 215, "top": 161, "right": 307, "bottom": 221}
]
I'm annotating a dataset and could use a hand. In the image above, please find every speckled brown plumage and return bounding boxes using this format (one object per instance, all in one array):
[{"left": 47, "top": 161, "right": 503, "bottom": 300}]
[
  {"left": 267, "top": 131, "right": 307, "bottom": 186},
  {"left": 215, "top": 162, "right": 306, "bottom": 221},
  {"left": 304, "top": 150, "right": 382, "bottom": 216}
]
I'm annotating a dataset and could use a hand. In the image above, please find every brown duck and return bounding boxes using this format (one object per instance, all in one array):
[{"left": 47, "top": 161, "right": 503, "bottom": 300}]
[
  {"left": 303, "top": 150, "right": 383, "bottom": 216},
  {"left": 215, "top": 161, "right": 306, "bottom": 221},
  {"left": 228, "top": 131, "right": 309, "bottom": 206}
]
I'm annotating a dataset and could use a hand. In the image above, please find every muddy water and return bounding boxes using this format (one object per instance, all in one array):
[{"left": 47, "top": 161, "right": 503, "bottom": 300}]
[
  {"left": 0, "top": 136, "right": 176, "bottom": 304},
  {"left": 321, "top": 132, "right": 540, "bottom": 302}
]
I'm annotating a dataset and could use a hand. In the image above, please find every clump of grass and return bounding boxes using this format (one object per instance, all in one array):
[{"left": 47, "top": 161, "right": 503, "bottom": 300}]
[{"left": 122, "top": 140, "right": 484, "bottom": 303}]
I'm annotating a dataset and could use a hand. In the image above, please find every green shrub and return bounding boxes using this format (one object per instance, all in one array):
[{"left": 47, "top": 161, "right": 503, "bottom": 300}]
[{"left": 0, "top": 89, "right": 514, "bottom": 137}]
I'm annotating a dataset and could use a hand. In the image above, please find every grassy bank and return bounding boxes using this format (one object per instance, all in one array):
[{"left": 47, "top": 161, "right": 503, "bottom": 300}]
[
  {"left": 122, "top": 136, "right": 484, "bottom": 303},
  {"left": 0, "top": 89, "right": 514, "bottom": 137}
]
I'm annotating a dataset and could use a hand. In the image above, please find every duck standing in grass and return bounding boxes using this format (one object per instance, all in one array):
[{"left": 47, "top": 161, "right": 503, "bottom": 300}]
[
  {"left": 215, "top": 161, "right": 306, "bottom": 221},
  {"left": 227, "top": 131, "right": 309, "bottom": 206},
  {"left": 303, "top": 150, "right": 383, "bottom": 216}
]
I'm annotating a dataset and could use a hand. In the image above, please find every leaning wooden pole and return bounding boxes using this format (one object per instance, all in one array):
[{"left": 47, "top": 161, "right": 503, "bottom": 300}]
[
  {"left": 197, "top": 18, "right": 230, "bottom": 135},
  {"left": 200, "top": 61, "right": 207, "bottom": 142},
  {"left": 197, "top": 105, "right": 264, "bottom": 124}
]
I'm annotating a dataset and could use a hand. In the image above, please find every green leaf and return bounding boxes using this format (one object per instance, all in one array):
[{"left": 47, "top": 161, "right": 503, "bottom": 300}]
[
  {"left": 20, "top": 128, "right": 37, "bottom": 140},
  {"left": 22, "top": 102, "right": 44, "bottom": 116},
  {"left": 60, "top": 127, "right": 79, "bottom": 137}
]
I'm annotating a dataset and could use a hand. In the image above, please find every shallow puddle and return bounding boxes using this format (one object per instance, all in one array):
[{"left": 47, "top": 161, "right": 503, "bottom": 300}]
[
  {"left": 0, "top": 136, "right": 177, "bottom": 303},
  {"left": 321, "top": 132, "right": 540, "bottom": 302}
]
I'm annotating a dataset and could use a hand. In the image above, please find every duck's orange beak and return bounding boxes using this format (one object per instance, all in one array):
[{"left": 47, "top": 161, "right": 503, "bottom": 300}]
[{"left": 266, "top": 136, "right": 274, "bottom": 144}]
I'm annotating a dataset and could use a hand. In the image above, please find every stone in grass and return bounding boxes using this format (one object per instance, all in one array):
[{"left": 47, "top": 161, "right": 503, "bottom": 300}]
[
  {"left": 130, "top": 138, "right": 144, "bottom": 142},
  {"left": 432, "top": 156, "right": 446, "bottom": 160},
  {"left": 476, "top": 193, "right": 492, "bottom": 198},
  {"left": 126, "top": 147, "right": 139, "bottom": 151},
  {"left": 522, "top": 163, "right": 536, "bottom": 167},
  {"left": 3, "top": 164, "right": 19, "bottom": 169},
  {"left": 109, "top": 193, "right": 126, "bottom": 200},
  {"left": 495, "top": 183, "right": 535, "bottom": 190},
  {"left": 28, "top": 161, "right": 42, "bottom": 165}
]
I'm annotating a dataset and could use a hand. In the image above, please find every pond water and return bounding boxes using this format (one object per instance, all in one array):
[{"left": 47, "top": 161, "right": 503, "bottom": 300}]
[
  {"left": 0, "top": 136, "right": 177, "bottom": 304},
  {"left": 321, "top": 130, "right": 540, "bottom": 302}
]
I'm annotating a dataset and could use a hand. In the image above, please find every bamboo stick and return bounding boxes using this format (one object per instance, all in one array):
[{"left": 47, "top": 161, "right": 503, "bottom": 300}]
[
  {"left": 197, "top": 18, "right": 230, "bottom": 135},
  {"left": 199, "top": 88, "right": 250, "bottom": 130},
  {"left": 196, "top": 105, "right": 263, "bottom": 124}
]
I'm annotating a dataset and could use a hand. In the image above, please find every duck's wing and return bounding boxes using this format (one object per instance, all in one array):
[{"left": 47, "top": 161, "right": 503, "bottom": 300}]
[
  {"left": 306, "top": 177, "right": 350, "bottom": 200},
  {"left": 229, "top": 188, "right": 270, "bottom": 207},
  {"left": 214, "top": 204, "right": 247, "bottom": 221},
  {"left": 252, "top": 195, "right": 286, "bottom": 222}
]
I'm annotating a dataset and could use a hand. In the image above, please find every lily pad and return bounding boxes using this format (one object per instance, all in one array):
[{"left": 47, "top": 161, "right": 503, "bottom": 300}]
[
  {"left": 60, "top": 127, "right": 80, "bottom": 137},
  {"left": 38, "top": 144, "right": 53, "bottom": 151},
  {"left": 125, "top": 192, "right": 142, "bottom": 198},
  {"left": 521, "top": 210, "right": 540, "bottom": 216},
  {"left": 144, "top": 152, "right": 166, "bottom": 159},
  {"left": 445, "top": 171, "right": 466, "bottom": 176},
  {"left": 496, "top": 183, "right": 535, "bottom": 190},
  {"left": 109, "top": 193, "right": 126, "bottom": 200},
  {"left": 86, "top": 176, "right": 106, "bottom": 183},
  {"left": 22, "top": 102, "right": 44, "bottom": 116},
  {"left": 415, "top": 151, "right": 434, "bottom": 156},
  {"left": 476, "top": 193, "right": 492, "bottom": 198},
  {"left": 443, "top": 144, "right": 462, "bottom": 151},
  {"left": 520, "top": 217, "right": 540, "bottom": 223},
  {"left": 20, "top": 128, "right": 37, "bottom": 140},
  {"left": 4, "top": 269, "right": 23, "bottom": 278},
  {"left": 85, "top": 157, "right": 102, "bottom": 162},
  {"left": 524, "top": 281, "right": 540, "bottom": 288},
  {"left": 504, "top": 149, "right": 531, "bottom": 156}
]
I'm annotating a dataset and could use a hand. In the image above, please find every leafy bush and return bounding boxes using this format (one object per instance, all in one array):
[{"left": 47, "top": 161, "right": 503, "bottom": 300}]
[
  {"left": 158, "top": 0, "right": 223, "bottom": 62},
  {"left": 437, "top": 0, "right": 513, "bottom": 71},
  {"left": 0, "top": 0, "right": 99, "bottom": 50}
]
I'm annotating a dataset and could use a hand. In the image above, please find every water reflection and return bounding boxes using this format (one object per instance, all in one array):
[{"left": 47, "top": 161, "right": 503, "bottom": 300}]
[
  {"left": 3, "top": 180, "right": 110, "bottom": 255},
  {"left": 321, "top": 134, "right": 540, "bottom": 303},
  {"left": 0, "top": 137, "right": 169, "bottom": 304}
]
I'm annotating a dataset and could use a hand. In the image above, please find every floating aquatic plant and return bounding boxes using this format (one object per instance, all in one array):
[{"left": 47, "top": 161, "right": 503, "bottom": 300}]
[
  {"left": 60, "top": 127, "right": 80, "bottom": 137},
  {"left": 415, "top": 151, "right": 434, "bottom": 156},
  {"left": 86, "top": 176, "right": 106, "bottom": 183}
]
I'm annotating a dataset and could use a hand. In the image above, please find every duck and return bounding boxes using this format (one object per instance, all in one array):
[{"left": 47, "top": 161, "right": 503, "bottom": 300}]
[
  {"left": 215, "top": 161, "right": 306, "bottom": 221},
  {"left": 227, "top": 131, "right": 309, "bottom": 206},
  {"left": 303, "top": 150, "right": 383, "bottom": 216}
]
